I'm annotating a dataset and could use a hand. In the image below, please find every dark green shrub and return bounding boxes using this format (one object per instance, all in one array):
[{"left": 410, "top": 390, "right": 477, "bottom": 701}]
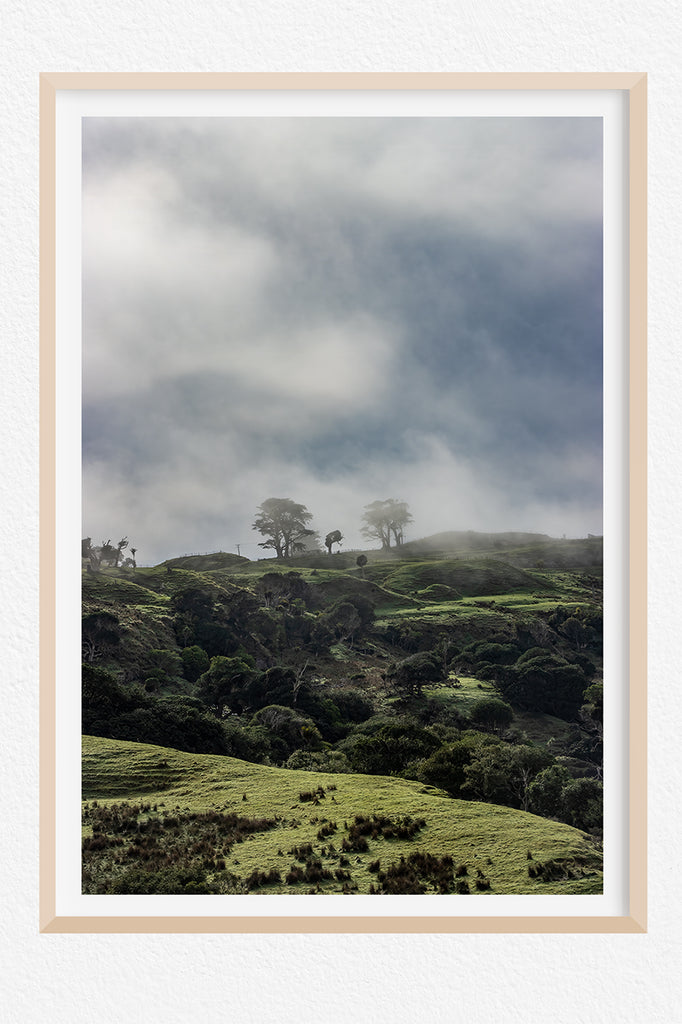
[
  {"left": 331, "top": 688, "right": 374, "bottom": 724},
  {"left": 196, "top": 655, "right": 258, "bottom": 714},
  {"left": 528, "top": 765, "right": 572, "bottom": 819},
  {"left": 344, "top": 719, "right": 441, "bottom": 775},
  {"left": 468, "top": 697, "right": 515, "bottom": 736},
  {"left": 145, "top": 648, "right": 183, "bottom": 679},
  {"left": 462, "top": 642, "right": 520, "bottom": 666},
  {"left": 561, "top": 777, "right": 603, "bottom": 832},
  {"left": 498, "top": 652, "right": 589, "bottom": 719},
  {"left": 82, "top": 611, "right": 122, "bottom": 664},
  {"left": 419, "top": 742, "right": 474, "bottom": 796},
  {"left": 385, "top": 651, "right": 445, "bottom": 699},
  {"left": 515, "top": 646, "right": 552, "bottom": 666},
  {"left": 582, "top": 680, "right": 603, "bottom": 723},
  {"left": 284, "top": 749, "right": 352, "bottom": 773},
  {"left": 462, "top": 740, "right": 552, "bottom": 809},
  {"left": 181, "top": 645, "right": 210, "bottom": 683},
  {"left": 83, "top": 666, "right": 229, "bottom": 754}
]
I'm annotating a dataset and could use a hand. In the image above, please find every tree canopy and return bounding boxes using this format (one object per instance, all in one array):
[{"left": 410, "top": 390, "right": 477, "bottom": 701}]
[
  {"left": 324, "top": 529, "right": 343, "bottom": 554},
  {"left": 360, "top": 499, "right": 412, "bottom": 549},
  {"left": 82, "top": 536, "right": 132, "bottom": 569},
  {"left": 252, "top": 498, "right": 315, "bottom": 558}
]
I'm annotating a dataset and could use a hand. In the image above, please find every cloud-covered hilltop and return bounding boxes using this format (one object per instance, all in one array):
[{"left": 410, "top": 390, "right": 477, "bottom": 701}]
[{"left": 82, "top": 117, "right": 603, "bottom": 565}]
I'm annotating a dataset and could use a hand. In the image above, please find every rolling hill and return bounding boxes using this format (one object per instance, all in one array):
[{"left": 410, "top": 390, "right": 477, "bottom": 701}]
[
  {"left": 82, "top": 736, "right": 602, "bottom": 896},
  {"left": 81, "top": 531, "right": 604, "bottom": 896}
]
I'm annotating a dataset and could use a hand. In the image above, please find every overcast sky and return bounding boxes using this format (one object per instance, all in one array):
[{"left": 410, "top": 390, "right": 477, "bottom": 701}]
[{"left": 82, "top": 116, "right": 603, "bottom": 565}]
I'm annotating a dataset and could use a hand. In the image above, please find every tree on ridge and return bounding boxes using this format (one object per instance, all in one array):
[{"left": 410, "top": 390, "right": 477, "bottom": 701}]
[
  {"left": 360, "top": 499, "right": 413, "bottom": 549},
  {"left": 252, "top": 498, "right": 315, "bottom": 559},
  {"left": 324, "top": 529, "right": 343, "bottom": 554}
]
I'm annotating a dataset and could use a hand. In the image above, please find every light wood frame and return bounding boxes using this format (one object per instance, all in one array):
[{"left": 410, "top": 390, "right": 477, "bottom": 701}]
[{"left": 40, "top": 72, "right": 647, "bottom": 934}]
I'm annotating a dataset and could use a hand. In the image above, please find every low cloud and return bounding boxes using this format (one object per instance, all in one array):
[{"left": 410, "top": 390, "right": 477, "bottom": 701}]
[{"left": 82, "top": 116, "right": 603, "bottom": 564}]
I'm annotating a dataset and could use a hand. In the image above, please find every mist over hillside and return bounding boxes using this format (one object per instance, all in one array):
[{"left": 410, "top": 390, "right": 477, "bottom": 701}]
[
  {"left": 152, "top": 530, "right": 603, "bottom": 572},
  {"left": 82, "top": 117, "right": 603, "bottom": 567},
  {"left": 80, "top": 115, "right": 604, "bottom": 896}
]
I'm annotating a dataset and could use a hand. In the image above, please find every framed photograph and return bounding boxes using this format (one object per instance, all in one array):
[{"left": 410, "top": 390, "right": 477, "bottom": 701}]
[{"left": 40, "top": 72, "right": 646, "bottom": 933}]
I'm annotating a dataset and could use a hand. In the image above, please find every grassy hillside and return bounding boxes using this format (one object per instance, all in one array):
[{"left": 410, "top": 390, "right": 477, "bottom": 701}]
[
  {"left": 161, "top": 552, "right": 251, "bottom": 572},
  {"left": 82, "top": 531, "right": 603, "bottom": 895},
  {"left": 399, "top": 531, "right": 603, "bottom": 569},
  {"left": 83, "top": 736, "right": 602, "bottom": 896},
  {"left": 378, "top": 558, "right": 542, "bottom": 599}
]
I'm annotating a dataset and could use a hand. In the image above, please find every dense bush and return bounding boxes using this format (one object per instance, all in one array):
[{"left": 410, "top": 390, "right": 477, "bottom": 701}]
[
  {"left": 284, "top": 749, "right": 352, "bottom": 773},
  {"left": 82, "top": 665, "right": 228, "bottom": 755},
  {"left": 529, "top": 765, "right": 603, "bottom": 832},
  {"left": 171, "top": 586, "right": 243, "bottom": 657},
  {"left": 110, "top": 696, "right": 229, "bottom": 754},
  {"left": 497, "top": 652, "right": 590, "bottom": 719},
  {"left": 528, "top": 765, "right": 573, "bottom": 819},
  {"left": 220, "top": 720, "right": 275, "bottom": 763},
  {"left": 82, "top": 610, "right": 123, "bottom": 664},
  {"left": 418, "top": 740, "right": 475, "bottom": 796},
  {"left": 582, "top": 680, "right": 603, "bottom": 723},
  {"left": 515, "top": 646, "right": 552, "bottom": 666},
  {"left": 385, "top": 651, "right": 446, "bottom": 699},
  {"left": 342, "top": 718, "right": 441, "bottom": 776},
  {"left": 282, "top": 610, "right": 314, "bottom": 647},
  {"left": 545, "top": 604, "right": 603, "bottom": 657},
  {"left": 196, "top": 654, "right": 258, "bottom": 713},
  {"left": 330, "top": 688, "right": 374, "bottom": 724},
  {"left": 82, "top": 664, "right": 140, "bottom": 732},
  {"left": 256, "top": 572, "right": 310, "bottom": 609},
  {"left": 145, "top": 648, "right": 183, "bottom": 679},
  {"left": 460, "top": 641, "right": 520, "bottom": 666},
  {"left": 249, "top": 704, "right": 323, "bottom": 762},
  {"left": 561, "top": 777, "right": 603, "bottom": 832},
  {"left": 462, "top": 740, "right": 553, "bottom": 810},
  {"left": 248, "top": 608, "right": 283, "bottom": 649},
  {"left": 468, "top": 697, "right": 515, "bottom": 735},
  {"left": 180, "top": 645, "right": 210, "bottom": 683}
]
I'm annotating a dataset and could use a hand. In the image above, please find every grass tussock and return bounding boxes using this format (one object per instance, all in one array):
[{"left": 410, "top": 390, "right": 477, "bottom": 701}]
[
  {"left": 82, "top": 736, "right": 602, "bottom": 896},
  {"left": 82, "top": 800, "right": 279, "bottom": 894}
]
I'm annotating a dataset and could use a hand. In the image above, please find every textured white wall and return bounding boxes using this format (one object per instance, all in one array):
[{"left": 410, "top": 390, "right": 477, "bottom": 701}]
[{"left": 2, "top": 3, "right": 680, "bottom": 1021}]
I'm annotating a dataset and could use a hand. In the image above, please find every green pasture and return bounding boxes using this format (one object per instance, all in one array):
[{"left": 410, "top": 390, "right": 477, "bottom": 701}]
[
  {"left": 83, "top": 736, "right": 602, "bottom": 896},
  {"left": 423, "top": 675, "right": 498, "bottom": 715}
]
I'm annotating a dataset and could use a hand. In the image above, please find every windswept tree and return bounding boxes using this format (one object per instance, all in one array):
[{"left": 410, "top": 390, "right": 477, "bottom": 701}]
[
  {"left": 324, "top": 529, "right": 343, "bottom": 554},
  {"left": 114, "top": 537, "right": 129, "bottom": 567},
  {"left": 360, "top": 499, "right": 413, "bottom": 549},
  {"left": 83, "top": 537, "right": 101, "bottom": 570},
  {"left": 90, "top": 536, "right": 129, "bottom": 568},
  {"left": 97, "top": 540, "right": 118, "bottom": 566},
  {"left": 252, "top": 498, "right": 315, "bottom": 559}
]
